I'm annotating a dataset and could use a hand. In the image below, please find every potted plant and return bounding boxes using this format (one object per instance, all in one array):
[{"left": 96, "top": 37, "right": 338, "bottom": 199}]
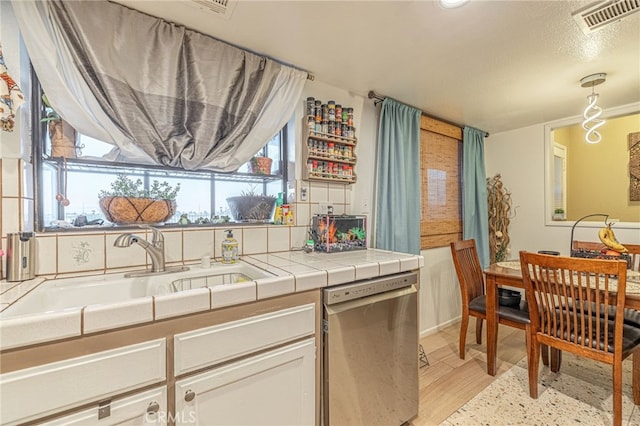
[
  {"left": 248, "top": 156, "right": 273, "bottom": 175},
  {"left": 226, "top": 185, "right": 276, "bottom": 222},
  {"left": 98, "top": 174, "right": 180, "bottom": 224},
  {"left": 553, "top": 208, "right": 565, "bottom": 221},
  {"left": 41, "top": 94, "right": 78, "bottom": 158}
]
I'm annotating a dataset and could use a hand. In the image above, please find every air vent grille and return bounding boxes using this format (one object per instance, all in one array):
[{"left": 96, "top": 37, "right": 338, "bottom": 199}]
[
  {"left": 572, "top": 0, "right": 640, "bottom": 33},
  {"left": 189, "top": 0, "right": 237, "bottom": 20}
]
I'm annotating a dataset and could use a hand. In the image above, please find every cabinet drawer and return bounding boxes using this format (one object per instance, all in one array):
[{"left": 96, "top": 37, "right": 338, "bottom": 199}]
[
  {"left": 41, "top": 386, "right": 167, "bottom": 426},
  {"left": 174, "top": 303, "right": 315, "bottom": 375},
  {"left": 0, "top": 339, "right": 166, "bottom": 425}
]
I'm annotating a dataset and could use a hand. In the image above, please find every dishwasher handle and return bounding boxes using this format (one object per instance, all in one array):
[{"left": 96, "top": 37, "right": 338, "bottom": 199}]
[{"left": 324, "top": 284, "right": 417, "bottom": 316}]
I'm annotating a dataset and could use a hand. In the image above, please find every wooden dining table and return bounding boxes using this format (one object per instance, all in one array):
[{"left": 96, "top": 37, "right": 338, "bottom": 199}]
[{"left": 483, "top": 261, "right": 640, "bottom": 376}]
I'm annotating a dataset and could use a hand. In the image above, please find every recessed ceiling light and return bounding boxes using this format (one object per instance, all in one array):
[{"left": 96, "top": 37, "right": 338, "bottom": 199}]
[{"left": 440, "top": 0, "right": 470, "bottom": 9}]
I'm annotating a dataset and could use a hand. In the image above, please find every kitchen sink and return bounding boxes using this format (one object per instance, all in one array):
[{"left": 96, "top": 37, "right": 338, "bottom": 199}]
[{"left": 0, "top": 262, "right": 273, "bottom": 318}]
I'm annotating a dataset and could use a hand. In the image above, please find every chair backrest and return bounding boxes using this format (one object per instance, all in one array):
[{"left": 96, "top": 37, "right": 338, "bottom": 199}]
[
  {"left": 519, "top": 251, "right": 628, "bottom": 357},
  {"left": 450, "top": 239, "right": 485, "bottom": 305},
  {"left": 626, "top": 244, "right": 640, "bottom": 272}
]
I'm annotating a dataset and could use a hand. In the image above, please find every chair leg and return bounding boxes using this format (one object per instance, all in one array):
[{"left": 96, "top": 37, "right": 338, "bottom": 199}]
[
  {"left": 527, "top": 333, "right": 540, "bottom": 399},
  {"left": 541, "top": 344, "right": 549, "bottom": 367},
  {"left": 633, "top": 351, "right": 640, "bottom": 405},
  {"left": 550, "top": 348, "right": 562, "bottom": 373},
  {"left": 459, "top": 314, "right": 469, "bottom": 359},
  {"left": 613, "top": 359, "right": 623, "bottom": 426},
  {"left": 475, "top": 317, "right": 483, "bottom": 345}
]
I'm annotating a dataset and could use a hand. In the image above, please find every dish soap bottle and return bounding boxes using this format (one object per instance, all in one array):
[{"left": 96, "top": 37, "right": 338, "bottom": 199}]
[{"left": 221, "top": 229, "right": 238, "bottom": 264}]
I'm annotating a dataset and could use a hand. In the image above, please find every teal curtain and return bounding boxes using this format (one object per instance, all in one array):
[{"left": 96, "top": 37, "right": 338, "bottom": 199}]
[
  {"left": 462, "top": 126, "right": 490, "bottom": 267},
  {"left": 375, "top": 98, "right": 422, "bottom": 254}
]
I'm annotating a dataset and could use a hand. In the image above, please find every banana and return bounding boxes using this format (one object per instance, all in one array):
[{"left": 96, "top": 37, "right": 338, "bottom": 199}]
[{"left": 598, "top": 223, "right": 628, "bottom": 253}]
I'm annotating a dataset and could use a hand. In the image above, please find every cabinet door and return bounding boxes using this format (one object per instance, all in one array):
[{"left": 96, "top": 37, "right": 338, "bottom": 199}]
[
  {"left": 175, "top": 338, "right": 315, "bottom": 426},
  {"left": 41, "top": 386, "right": 167, "bottom": 426}
]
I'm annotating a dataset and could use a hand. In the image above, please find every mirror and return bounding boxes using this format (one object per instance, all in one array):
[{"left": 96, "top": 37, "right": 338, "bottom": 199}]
[{"left": 545, "top": 102, "right": 640, "bottom": 225}]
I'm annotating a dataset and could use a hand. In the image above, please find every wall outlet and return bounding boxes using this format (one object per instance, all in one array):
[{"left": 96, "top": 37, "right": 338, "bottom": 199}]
[
  {"left": 361, "top": 196, "right": 369, "bottom": 213},
  {"left": 300, "top": 185, "right": 308, "bottom": 201},
  {"left": 319, "top": 202, "right": 333, "bottom": 214}
]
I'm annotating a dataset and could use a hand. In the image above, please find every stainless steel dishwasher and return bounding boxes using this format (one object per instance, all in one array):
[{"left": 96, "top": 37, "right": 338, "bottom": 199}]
[{"left": 322, "top": 271, "right": 419, "bottom": 426}]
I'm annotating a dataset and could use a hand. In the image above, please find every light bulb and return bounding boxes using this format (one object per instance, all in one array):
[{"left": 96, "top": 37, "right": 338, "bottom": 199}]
[{"left": 582, "top": 92, "right": 605, "bottom": 144}]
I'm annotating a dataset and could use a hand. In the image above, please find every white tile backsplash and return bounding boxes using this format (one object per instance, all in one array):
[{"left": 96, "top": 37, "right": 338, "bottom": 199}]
[
  {"left": 243, "top": 227, "right": 267, "bottom": 255},
  {"left": 105, "top": 233, "right": 147, "bottom": 269},
  {"left": 161, "top": 230, "right": 183, "bottom": 263},
  {"left": 35, "top": 235, "right": 57, "bottom": 275},
  {"left": 183, "top": 229, "right": 214, "bottom": 261},
  {"left": 309, "top": 181, "right": 328, "bottom": 203},
  {"left": 214, "top": 227, "right": 242, "bottom": 259},
  {"left": 267, "top": 226, "right": 290, "bottom": 253},
  {"left": 328, "top": 184, "right": 345, "bottom": 204},
  {"left": 2, "top": 158, "right": 19, "bottom": 197}
]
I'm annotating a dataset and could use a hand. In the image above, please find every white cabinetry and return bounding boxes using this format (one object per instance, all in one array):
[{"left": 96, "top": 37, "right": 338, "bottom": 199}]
[
  {"left": 173, "top": 303, "right": 316, "bottom": 426},
  {"left": 175, "top": 338, "right": 315, "bottom": 426},
  {"left": 41, "top": 386, "right": 168, "bottom": 426},
  {"left": 0, "top": 339, "right": 166, "bottom": 425}
]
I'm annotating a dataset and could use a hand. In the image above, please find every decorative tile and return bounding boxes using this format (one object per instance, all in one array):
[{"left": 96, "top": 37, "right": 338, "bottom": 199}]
[
  {"left": 267, "top": 226, "right": 290, "bottom": 253},
  {"left": 57, "top": 234, "right": 105, "bottom": 274},
  {"left": 0, "top": 308, "right": 82, "bottom": 350},
  {"left": 183, "top": 229, "right": 214, "bottom": 261},
  {"left": 243, "top": 227, "right": 267, "bottom": 255},
  {"left": 83, "top": 297, "right": 154, "bottom": 333},
  {"left": 154, "top": 287, "right": 210, "bottom": 320},
  {"left": 210, "top": 281, "right": 256, "bottom": 309},
  {"left": 295, "top": 202, "right": 311, "bottom": 228}
]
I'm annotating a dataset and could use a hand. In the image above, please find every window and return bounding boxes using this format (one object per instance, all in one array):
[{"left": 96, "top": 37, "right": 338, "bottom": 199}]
[
  {"left": 420, "top": 116, "right": 463, "bottom": 249},
  {"left": 34, "top": 81, "right": 288, "bottom": 231}
]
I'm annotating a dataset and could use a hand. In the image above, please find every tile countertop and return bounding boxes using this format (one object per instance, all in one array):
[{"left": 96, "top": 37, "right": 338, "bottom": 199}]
[{"left": 0, "top": 249, "right": 424, "bottom": 351}]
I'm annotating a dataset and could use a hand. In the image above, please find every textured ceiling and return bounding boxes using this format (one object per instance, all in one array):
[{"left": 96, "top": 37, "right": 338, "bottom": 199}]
[{"left": 113, "top": 0, "right": 640, "bottom": 134}]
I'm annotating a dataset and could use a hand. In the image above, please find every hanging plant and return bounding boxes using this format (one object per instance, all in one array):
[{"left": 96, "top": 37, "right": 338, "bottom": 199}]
[{"left": 487, "top": 174, "right": 514, "bottom": 263}]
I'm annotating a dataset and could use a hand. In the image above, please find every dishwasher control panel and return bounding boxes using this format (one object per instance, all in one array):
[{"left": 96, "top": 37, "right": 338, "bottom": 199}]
[{"left": 323, "top": 271, "right": 418, "bottom": 305}]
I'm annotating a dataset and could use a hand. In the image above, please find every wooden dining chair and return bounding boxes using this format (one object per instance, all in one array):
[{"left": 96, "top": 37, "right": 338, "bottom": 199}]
[
  {"left": 519, "top": 251, "right": 640, "bottom": 426},
  {"left": 573, "top": 240, "right": 640, "bottom": 272},
  {"left": 450, "top": 240, "right": 533, "bottom": 361}
]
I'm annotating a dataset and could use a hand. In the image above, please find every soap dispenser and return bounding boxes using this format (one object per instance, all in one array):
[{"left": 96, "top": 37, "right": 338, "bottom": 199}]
[{"left": 221, "top": 229, "right": 238, "bottom": 264}]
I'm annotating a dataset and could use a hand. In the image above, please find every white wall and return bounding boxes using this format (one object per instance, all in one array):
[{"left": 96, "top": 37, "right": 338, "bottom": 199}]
[{"left": 485, "top": 122, "right": 640, "bottom": 258}]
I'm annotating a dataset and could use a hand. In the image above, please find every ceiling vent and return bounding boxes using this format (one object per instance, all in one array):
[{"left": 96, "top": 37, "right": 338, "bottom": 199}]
[
  {"left": 188, "top": 0, "right": 237, "bottom": 20},
  {"left": 572, "top": 0, "right": 640, "bottom": 33}
]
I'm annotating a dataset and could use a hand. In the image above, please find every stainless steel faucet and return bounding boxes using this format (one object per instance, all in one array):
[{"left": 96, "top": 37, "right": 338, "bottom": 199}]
[{"left": 114, "top": 226, "right": 166, "bottom": 273}]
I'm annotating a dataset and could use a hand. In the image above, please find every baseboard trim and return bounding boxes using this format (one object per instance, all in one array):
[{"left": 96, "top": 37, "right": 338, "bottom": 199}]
[{"left": 419, "top": 316, "right": 461, "bottom": 338}]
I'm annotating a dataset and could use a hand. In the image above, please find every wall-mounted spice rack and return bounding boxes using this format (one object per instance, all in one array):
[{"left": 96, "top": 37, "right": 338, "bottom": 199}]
[{"left": 302, "top": 97, "right": 357, "bottom": 184}]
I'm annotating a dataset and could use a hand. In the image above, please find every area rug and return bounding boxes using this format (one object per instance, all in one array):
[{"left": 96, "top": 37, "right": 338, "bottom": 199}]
[{"left": 441, "top": 354, "right": 640, "bottom": 425}]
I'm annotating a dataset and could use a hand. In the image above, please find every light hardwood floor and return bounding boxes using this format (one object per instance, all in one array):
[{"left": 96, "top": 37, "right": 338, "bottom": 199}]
[{"left": 411, "top": 321, "right": 528, "bottom": 425}]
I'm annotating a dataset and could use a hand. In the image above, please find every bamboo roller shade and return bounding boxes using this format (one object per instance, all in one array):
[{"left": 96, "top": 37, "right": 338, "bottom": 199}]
[{"left": 420, "top": 117, "right": 462, "bottom": 249}]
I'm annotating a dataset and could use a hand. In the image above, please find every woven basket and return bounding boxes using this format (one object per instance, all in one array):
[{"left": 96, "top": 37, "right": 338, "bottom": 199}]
[
  {"left": 249, "top": 157, "right": 273, "bottom": 175},
  {"left": 99, "top": 196, "right": 176, "bottom": 224}
]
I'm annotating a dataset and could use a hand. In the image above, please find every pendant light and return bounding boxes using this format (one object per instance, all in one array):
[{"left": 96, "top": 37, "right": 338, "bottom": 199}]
[{"left": 580, "top": 73, "right": 606, "bottom": 144}]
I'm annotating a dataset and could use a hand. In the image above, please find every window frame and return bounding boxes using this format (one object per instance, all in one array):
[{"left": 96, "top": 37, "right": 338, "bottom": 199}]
[{"left": 31, "top": 67, "right": 288, "bottom": 232}]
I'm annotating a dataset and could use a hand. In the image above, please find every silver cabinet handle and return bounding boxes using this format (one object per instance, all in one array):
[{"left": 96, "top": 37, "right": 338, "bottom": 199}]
[
  {"left": 147, "top": 401, "right": 160, "bottom": 414},
  {"left": 185, "top": 390, "right": 196, "bottom": 402}
]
